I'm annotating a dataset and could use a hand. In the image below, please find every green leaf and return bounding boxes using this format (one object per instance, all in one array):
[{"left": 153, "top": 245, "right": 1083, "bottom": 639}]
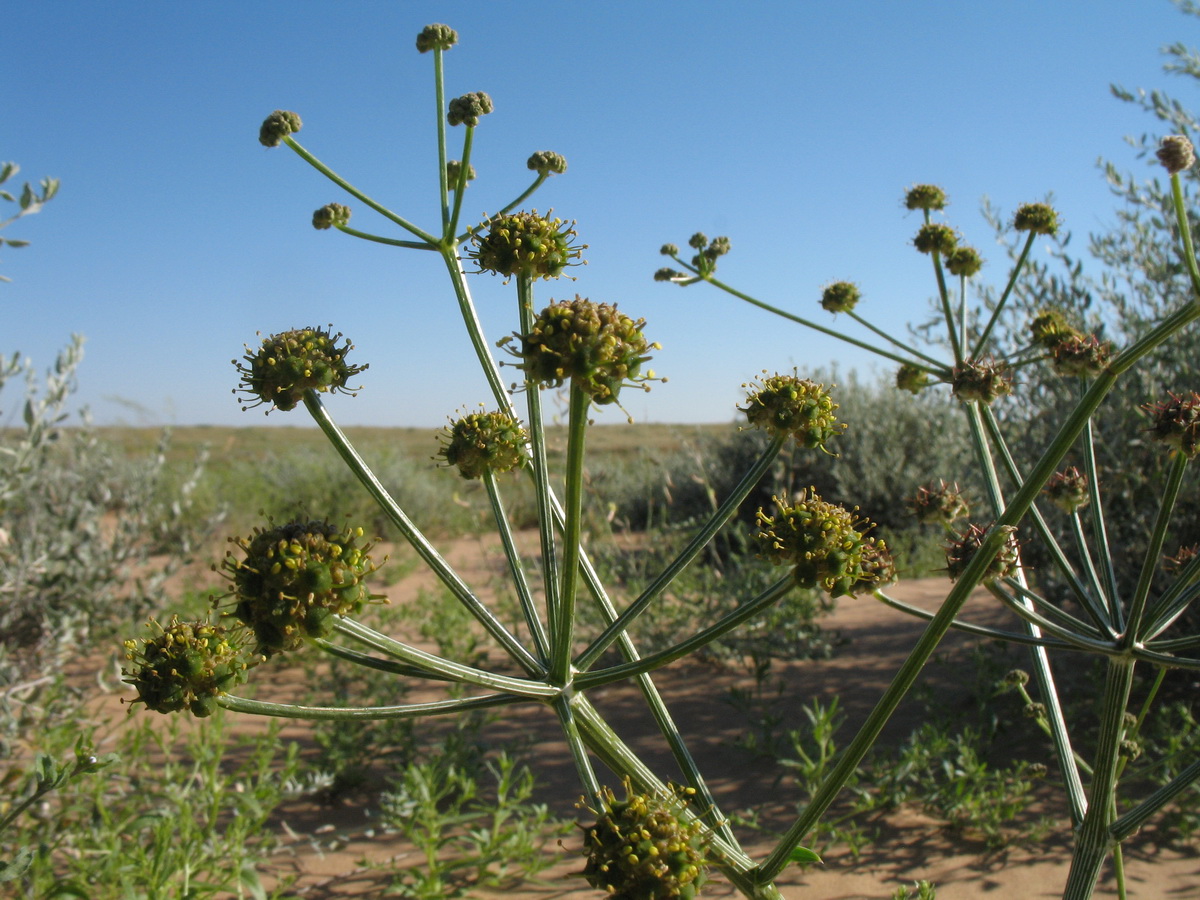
[
  {"left": 45, "top": 881, "right": 93, "bottom": 899},
  {"left": 42, "top": 178, "right": 60, "bottom": 201},
  {"left": 0, "top": 847, "right": 34, "bottom": 882},
  {"left": 0, "top": 191, "right": 13, "bottom": 202},
  {"left": 4, "top": 239, "right": 29, "bottom": 248},
  {"left": 787, "top": 845, "right": 822, "bottom": 865},
  {"left": 34, "top": 752, "right": 59, "bottom": 788},
  {"left": 19, "top": 183, "right": 33, "bottom": 210},
  {"left": 0, "top": 162, "right": 16, "bottom": 185}
]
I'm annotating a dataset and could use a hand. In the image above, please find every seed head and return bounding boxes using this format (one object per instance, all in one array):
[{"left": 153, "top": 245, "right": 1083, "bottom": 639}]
[
  {"left": 446, "top": 160, "right": 476, "bottom": 190},
  {"left": 501, "top": 296, "right": 660, "bottom": 406},
  {"left": 1013, "top": 203, "right": 1059, "bottom": 236},
  {"left": 447, "top": 91, "right": 493, "bottom": 127},
  {"left": 580, "top": 779, "right": 708, "bottom": 900},
  {"left": 820, "top": 281, "right": 861, "bottom": 314},
  {"left": 1003, "top": 668, "right": 1030, "bottom": 688},
  {"left": 469, "top": 210, "right": 585, "bottom": 281},
  {"left": 416, "top": 23, "right": 458, "bottom": 53},
  {"left": 1051, "top": 334, "right": 1112, "bottom": 378},
  {"left": 527, "top": 150, "right": 568, "bottom": 175},
  {"left": 437, "top": 409, "right": 528, "bottom": 479},
  {"left": 234, "top": 326, "right": 367, "bottom": 413},
  {"left": 1043, "top": 467, "right": 1090, "bottom": 514},
  {"left": 913, "top": 223, "right": 958, "bottom": 256},
  {"left": 1157, "top": 135, "right": 1195, "bottom": 175},
  {"left": 755, "top": 489, "right": 880, "bottom": 597},
  {"left": 123, "top": 617, "right": 257, "bottom": 717},
  {"left": 951, "top": 359, "right": 1012, "bottom": 405},
  {"left": 904, "top": 184, "right": 948, "bottom": 211},
  {"left": 945, "top": 523, "right": 1020, "bottom": 583},
  {"left": 1143, "top": 391, "right": 1200, "bottom": 458},
  {"left": 945, "top": 246, "right": 983, "bottom": 277},
  {"left": 258, "top": 110, "right": 302, "bottom": 148},
  {"left": 312, "top": 203, "right": 351, "bottom": 230},
  {"left": 219, "top": 518, "right": 383, "bottom": 656},
  {"left": 909, "top": 480, "right": 969, "bottom": 526},
  {"left": 739, "top": 372, "right": 845, "bottom": 451},
  {"left": 896, "top": 363, "right": 934, "bottom": 395},
  {"left": 1029, "top": 309, "right": 1080, "bottom": 350},
  {"left": 1165, "top": 544, "right": 1200, "bottom": 575}
]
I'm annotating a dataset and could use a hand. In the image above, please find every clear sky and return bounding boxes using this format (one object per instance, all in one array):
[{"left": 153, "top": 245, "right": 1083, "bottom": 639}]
[{"left": 3, "top": 1, "right": 1195, "bottom": 428}]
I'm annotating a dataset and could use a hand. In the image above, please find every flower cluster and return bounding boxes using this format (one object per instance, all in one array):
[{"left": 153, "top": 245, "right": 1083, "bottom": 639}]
[
  {"left": 469, "top": 210, "right": 585, "bottom": 281},
  {"left": 437, "top": 409, "right": 528, "bottom": 479},
  {"left": 447, "top": 91, "right": 493, "bottom": 126},
  {"left": 446, "top": 160, "right": 476, "bottom": 189},
  {"left": 312, "top": 203, "right": 351, "bottom": 230},
  {"left": 581, "top": 780, "right": 708, "bottom": 900},
  {"left": 820, "top": 281, "right": 860, "bottom": 314},
  {"left": 909, "top": 480, "right": 969, "bottom": 526},
  {"left": 1051, "top": 333, "right": 1111, "bottom": 378},
  {"left": 1144, "top": 391, "right": 1200, "bottom": 458},
  {"left": 739, "top": 372, "right": 845, "bottom": 452},
  {"left": 219, "top": 518, "right": 383, "bottom": 655},
  {"left": 951, "top": 359, "right": 1012, "bottom": 405},
  {"left": 896, "top": 363, "right": 934, "bottom": 395},
  {"left": 527, "top": 150, "right": 568, "bottom": 175},
  {"left": 415, "top": 23, "right": 457, "bottom": 53},
  {"left": 754, "top": 489, "right": 891, "bottom": 597},
  {"left": 502, "top": 296, "right": 660, "bottom": 406},
  {"left": 904, "top": 183, "right": 947, "bottom": 212},
  {"left": 258, "top": 110, "right": 302, "bottom": 148},
  {"left": 1013, "top": 202, "right": 1059, "bottom": 236},
  {"left": 913, "top": 223, "right": 957, "bottom": 256},
  {"left": 945, "top": 523, "right": 1020, "bottom": 583},
  {"left": 1043, "top": 467, "right": 1090, "bottom": 514},
  {"left": 234, "top": 326, "right": 367, "bottom": 413},
  {"left": 123, "top": 617, "right": 257, "bottom": 717}
]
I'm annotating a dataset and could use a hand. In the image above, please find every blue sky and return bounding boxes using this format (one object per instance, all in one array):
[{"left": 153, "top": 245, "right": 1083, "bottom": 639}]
[{"left": 3, "top": 1, "right": 1195, "bottom": 428}]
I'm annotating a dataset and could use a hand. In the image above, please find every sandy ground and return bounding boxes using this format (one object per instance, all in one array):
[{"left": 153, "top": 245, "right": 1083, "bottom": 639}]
[{"left": 97, "top": 533, "right": 1200, "bottom": 899}]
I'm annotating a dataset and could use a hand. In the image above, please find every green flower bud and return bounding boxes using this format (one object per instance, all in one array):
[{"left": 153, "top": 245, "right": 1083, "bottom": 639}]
[
  {"left": 688, "top": 232, "right": 708, "bottom": 250},
  {"left": 896, "top": 363, "right": 934, "bottom": 395},
  {"left": 913, "top": 223, "right": 958, "bottom": 256},
  {"left": 234, "top": 326, "right": 367, "bottom": 413},
  {"left": 1003, "top": 668, "right": 1030, "bottom": 687},
  {"left": 1029, "top": 309, "right": 1079, "bottom": 350},
  {"left": 416, "top": 23, "right": 458, "bottom": 53},
  {"left": 951, "top": 359, "right": 1012, "bottom": 405},
  {"left": 1051, "top": 334, "right": 1112, "bottom": 378},
  {"left": 909, "top": 479, "right": 969, "bottom": 526},
  {"left": 703, "top": 236, "right": 730, "bottom": 260},
  {"left": 123, "top": 617, "right": 257, "bottom": 717},
  {"left": 755, "top": 489, "right": 880, "bottom": 597},
  {"left": 1013, "top": 202, "right": 1059, "bottom": 236},
  {"left": 945, "top": 523, "right": 1020, "bottom": 583},
  {"left": 581, "top": 779, "right": 709, "bottom": 900},
  {"left": 1043, "top": 467, "right": 1089, "bottom": 514},
  {"left": 446, "top": 160, "right": 477, "bottom": 190},
  {"left": 945, "top": 246, "right": 983, "bottom": 277},
  {"left": 654, "top": 267, "right": 685, "bottom": 282},
  {"left": 259, "top": 110, "right": 302, "bottom": 148},
  {"left": 312, "top": 203, "right": 351, "bottom": 230},
  {"left": 501, "top": 296, "right": 661, "bottom": 405},
  {"left": 1157, "top": 135, "right": 1195, "bottom": 175},
  {"left": 904, "top": 184, "right": 948, "bottom": 211},
  {"left": 219, "top": 518, "right": 384, "bottom": 655},
  {"left": 527, "top": 150, "right": 568, "bottom": 175},
  {"left": 1143, "top": 391, "right": 1200, "bottom": 459},
  {"left": 469, "top": 210, "right": 586, "bottom": 281},
  {"left": 660, "top": 243, "right": 680, "bottom": 257},
  {"left": 447, "top": 91, "right": 493, "bottom": 127},
  {"left": 739, "top": 372, "right": 845, "bottom": 451},
  {"left": 820, "top": 281, "right": 861, "bottom": 314},
  {"left": 437, "top": 409, "right": 528, "bottom": 479}
]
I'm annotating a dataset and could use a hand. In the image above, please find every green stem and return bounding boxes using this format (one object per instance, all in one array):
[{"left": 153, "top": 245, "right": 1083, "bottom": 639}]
[
  {"left": 985, "top": 583, "right": 1119, "bottom": 655},
  {"left": 844, "top": 310, "right": 944, "bottom": 367},
  {"left": 1061, "top": 658, "right": 1136, "bottom": 900},
  {"left": 1170, "top": 171, "right": 1200, "bottom": 298},
  {"left": 433, "top": 45, "right": 449, "bottom": 230},
  {"left": 483, "top": 470, "right": 550, "bottom": 661},
  {"left": 574, "top": 576, "right": 795, "bottom": 691},
  {"left": 556, "top": 695, "right": 601, "bottom": 798},
  {"left": 1123, "top": 450, "right": 1189, "bottom": 643},
  {"left": 931, "top": 250, "right": 962, "bottom": 363},
  {"left": 446, "top": 125, "right": 475, "bottom": 239},
  {"left": 454, "top": 174, "right": 549, "bottom": 244},
  {"left": 575, "top": 431, "right": 788, "bottom": 670},
  {"left": 281, "top": 136, "right": 438, "bottom": 244},
  {"left": 334, "top": 223, "right": 436, "bottom": 250},
  {"left": 551, "top": 383, "right": 591, "bottom": 685},
  {"left": 334, "top": 617, "right": 557, "bottom": 698},
  {"left": 1081, "top": 409, "right": 1122, "bottom": 626},
  {"left": 440, "top": 248, "right": 514, "bottom": 408},
  {"left": 702, "top": 274, "right": 942, "bottom": 372},
  {"left": 1143, "top": 547, "right": 1200, "bottom": 640},
  {"left": 315, "top": 638, "right": 461, "bottom": 682},
  {"left": 971, "top": 232, "right": 1036, "bottom": 357},
  {"left": 218, "top": 691, "right": 527, "bottom": 720},
  {"left": 302, "top": 392, "right": 544, "bottom": 676},
  {"left": 872, "top": 588, "right": 1075, "bottom": 649},
  {"left": 1110, "top": 755, "right": 1200, "bottom": 842}
]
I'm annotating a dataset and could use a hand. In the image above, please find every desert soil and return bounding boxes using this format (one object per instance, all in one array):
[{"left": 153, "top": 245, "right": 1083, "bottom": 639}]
[{"left": 98, "top": 533, "right": 1200, "bottom": 899}]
